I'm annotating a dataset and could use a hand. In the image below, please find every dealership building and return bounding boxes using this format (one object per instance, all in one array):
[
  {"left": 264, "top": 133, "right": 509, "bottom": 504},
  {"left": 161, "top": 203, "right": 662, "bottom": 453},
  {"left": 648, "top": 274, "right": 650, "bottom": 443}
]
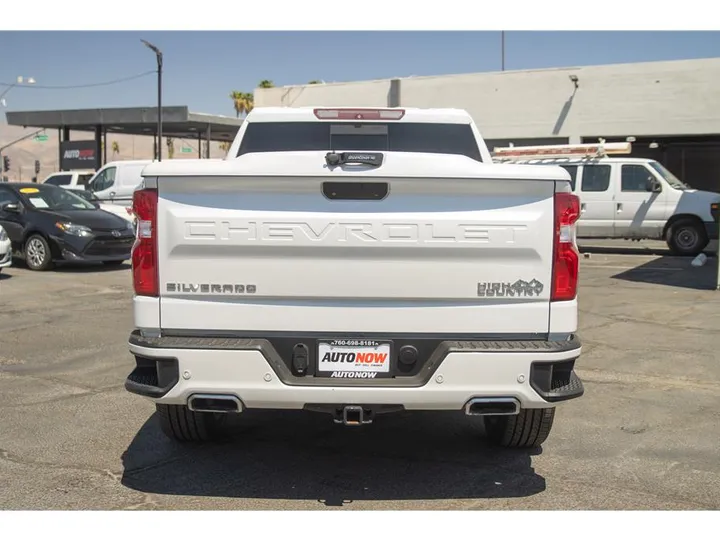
[{"left": 255, "top": 57, "right": 720, "bottom": 192}]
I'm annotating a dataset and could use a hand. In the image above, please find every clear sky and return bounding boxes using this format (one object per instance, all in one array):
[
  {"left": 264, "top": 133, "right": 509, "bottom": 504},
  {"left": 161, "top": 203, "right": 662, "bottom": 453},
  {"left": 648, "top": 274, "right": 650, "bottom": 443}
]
[{"left": 1, "top": 31, "right": 719, "bottom": 118}]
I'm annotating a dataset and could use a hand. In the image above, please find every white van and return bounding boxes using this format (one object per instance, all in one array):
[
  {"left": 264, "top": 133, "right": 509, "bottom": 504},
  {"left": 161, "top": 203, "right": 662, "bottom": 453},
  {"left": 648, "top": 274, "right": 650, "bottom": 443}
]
[
  {"left": 86, "top": 160, "right": 154, "bottom": 207},
  {"left": 493, "top": 142, "right": 720, "bottom": 256}
]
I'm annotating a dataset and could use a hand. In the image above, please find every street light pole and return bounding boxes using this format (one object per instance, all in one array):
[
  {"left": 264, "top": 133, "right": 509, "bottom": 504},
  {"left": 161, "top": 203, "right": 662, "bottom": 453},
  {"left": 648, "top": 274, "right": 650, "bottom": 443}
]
[
  {"left": 0, "top": 76, "right": 36, "bottom": 107},
  {"left": 141, "top": 40, "right": 163, "bottom": 162},
  {"left": 501, "top": 31, "right": 505, "bottom": 71}
]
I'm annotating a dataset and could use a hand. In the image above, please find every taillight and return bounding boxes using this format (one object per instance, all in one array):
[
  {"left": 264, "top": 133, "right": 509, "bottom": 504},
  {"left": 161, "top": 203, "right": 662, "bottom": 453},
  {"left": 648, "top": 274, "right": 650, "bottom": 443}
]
[
  {"left": 313, "top": 108, "right": 405, "bottom": 120},
  {"left": 552, "top": 192, "right": 581, "bottom": 302},
  {"left": 131, "top": 188, "right": 158, "bottom": 297}
]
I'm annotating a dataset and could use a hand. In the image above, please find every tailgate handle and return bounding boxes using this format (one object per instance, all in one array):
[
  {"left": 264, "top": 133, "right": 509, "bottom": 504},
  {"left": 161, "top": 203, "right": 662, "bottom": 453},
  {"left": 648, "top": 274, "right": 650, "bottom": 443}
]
[
  {"left": 325, "top": 152, "right": 384, "bottom": 167},
  {"left": 323, "top": 182, "right": 388, "bottom": 201}
]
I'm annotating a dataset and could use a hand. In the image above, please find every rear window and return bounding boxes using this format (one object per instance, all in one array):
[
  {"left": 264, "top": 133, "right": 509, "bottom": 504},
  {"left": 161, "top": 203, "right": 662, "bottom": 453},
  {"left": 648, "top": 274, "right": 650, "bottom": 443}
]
[
  {"left": 581, "top": 165, "right": 611, "bottom": 192},
  {"left": 44, "top": 174, "right": 72, "bottom": 186},
  {"left": 77, "top": 174, "right": 94, "bottom": 186},
  {"left": 237, "top": 122, "right": 483, "bottom": 162}
]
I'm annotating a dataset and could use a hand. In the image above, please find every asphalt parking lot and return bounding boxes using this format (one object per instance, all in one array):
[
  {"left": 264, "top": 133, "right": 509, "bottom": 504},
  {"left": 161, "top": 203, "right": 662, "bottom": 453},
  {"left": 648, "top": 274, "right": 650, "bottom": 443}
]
[{"left": 1, "top": 241, "right": 719, "bottom": 510}]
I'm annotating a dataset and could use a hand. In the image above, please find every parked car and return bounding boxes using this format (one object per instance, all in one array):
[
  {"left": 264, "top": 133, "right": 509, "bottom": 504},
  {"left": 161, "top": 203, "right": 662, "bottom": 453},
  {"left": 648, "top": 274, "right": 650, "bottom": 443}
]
[
  {"left": 0, "top": 224, "right": 11, "bottom": 273},
  {"left": 42, "top": 169, "right": 96, "bottom": 189},
  {"left": 62, "top": 186, "right": 134, "bottom": 222},
  {"left": 493, "top": 142, "right": 720, "bottom": 256},
  {"left": 85, "top": 160, "right": 153, "bottom": 207},
  {"left": 0, "top": 183, "right": 135, "bottom": 271}
]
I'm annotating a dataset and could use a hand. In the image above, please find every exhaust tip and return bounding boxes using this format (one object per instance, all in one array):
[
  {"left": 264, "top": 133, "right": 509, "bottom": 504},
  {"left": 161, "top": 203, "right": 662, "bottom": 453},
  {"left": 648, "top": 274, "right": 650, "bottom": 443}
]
[
  {"left": 464, "top": 397, "right": 520, "bottom": 416},
  {"left": 188, "top": 394, "right": 243, "bottom": 414}
]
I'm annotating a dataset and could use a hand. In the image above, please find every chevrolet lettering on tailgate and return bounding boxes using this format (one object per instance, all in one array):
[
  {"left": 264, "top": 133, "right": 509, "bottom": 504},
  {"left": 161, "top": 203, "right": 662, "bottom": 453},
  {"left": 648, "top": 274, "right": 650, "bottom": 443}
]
[{"left": 184, "top": 220, "right": 529, "bottom": 245}]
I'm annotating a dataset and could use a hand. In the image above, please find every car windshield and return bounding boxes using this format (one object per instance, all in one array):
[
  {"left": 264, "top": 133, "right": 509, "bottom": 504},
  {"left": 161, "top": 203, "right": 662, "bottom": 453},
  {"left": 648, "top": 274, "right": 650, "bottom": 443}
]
[
  {"left": 648, "top": 161, "right": 690, "bottom": 190},
  {"left": 70, "top": 190, "right": 98, "bottom": 203},
  {"left": 19, "top": 185, "right": 96, "bottom": 211}
]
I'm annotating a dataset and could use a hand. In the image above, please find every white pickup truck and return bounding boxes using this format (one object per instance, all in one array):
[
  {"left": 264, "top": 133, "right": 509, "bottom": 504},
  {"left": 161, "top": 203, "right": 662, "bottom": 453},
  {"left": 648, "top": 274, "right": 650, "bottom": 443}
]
[{"left": 125, "top": 107, "right": 584, "bottom": 449}]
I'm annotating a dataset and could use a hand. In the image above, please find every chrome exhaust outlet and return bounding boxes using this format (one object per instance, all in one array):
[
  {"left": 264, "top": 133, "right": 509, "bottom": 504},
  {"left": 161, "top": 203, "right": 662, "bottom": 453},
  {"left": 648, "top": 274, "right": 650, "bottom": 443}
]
[
  {"left": 187, "top": 394, "right": 243, "bottom": 414},
  {"left": 464, "top": 397, "right": 520, "bottom": 416}
]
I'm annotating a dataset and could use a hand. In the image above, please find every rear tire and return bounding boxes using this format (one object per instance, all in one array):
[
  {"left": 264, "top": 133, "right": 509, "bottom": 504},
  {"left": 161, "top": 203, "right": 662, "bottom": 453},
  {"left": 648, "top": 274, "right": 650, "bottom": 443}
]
[
  {"left": 156, "top": 403, "right": 227, "bottom": 443},
  {"left": 666, "top": 218, "right": 708, "bottom": 256},
  {"left": 24, "top": 234, "right": 54, "bottom": 271},
  {"left": 484, "top": 407, "right": 556, "bottom": 448}
]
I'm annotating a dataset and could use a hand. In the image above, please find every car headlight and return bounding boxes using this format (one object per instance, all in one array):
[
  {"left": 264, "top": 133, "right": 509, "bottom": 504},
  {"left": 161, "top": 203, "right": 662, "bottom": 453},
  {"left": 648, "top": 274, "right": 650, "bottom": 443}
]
[
  {"left": 0, "top": 226, "right": 7, "bottom": 242},
  {"left": 55, "top": 222, "right": 93, "bottom": 237}
]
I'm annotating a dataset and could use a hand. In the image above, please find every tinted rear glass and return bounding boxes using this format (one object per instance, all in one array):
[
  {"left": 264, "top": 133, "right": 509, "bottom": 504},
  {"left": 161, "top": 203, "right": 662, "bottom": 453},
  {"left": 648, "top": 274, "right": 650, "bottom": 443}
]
[
  {"left": 45, "top": 175, "right": 72, "bottom": 186},
  {"left": 77, "top": 174, "right": 94, "bottom": 186},
  {"left": 237, "top": 122, "right": 483, "bottom": 162}
]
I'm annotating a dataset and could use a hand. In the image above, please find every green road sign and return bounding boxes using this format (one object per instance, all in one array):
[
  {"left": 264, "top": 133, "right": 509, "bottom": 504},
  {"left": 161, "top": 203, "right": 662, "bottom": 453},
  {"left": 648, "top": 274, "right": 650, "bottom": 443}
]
[
  {"left": 34, "top": 134, "right": 48, "bottom": 142},
  {"left": 181, "top": 146, "right": 193, "bottom": 153}
]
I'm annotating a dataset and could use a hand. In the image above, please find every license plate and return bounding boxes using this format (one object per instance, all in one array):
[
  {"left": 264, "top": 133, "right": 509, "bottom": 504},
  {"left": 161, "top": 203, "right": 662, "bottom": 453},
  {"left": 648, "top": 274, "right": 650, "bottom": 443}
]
[{"left": 316, "top": 339, "right": 392, "bottom": 379}]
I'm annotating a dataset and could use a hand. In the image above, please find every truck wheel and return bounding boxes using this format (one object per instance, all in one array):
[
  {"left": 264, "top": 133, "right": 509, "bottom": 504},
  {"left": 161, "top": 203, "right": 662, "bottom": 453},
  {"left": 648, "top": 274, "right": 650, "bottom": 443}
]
[
  {"left": 25, "top": 234, "right": 54, "bottom": 271},
  {"left": 484, "top": 407, "right": 555, "bottom": 448},
  {"left": 666, "top": 218, "right": 708, "bottom": 256},
  {"left": 155, "top": 404, "right": 227, "bottom": 443}
]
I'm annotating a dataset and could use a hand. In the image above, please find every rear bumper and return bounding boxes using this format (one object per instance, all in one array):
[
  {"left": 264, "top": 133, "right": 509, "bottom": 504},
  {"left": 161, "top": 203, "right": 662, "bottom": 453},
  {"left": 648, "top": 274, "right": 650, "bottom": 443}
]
[{"left": 125, "top": 331, "right": 584, "bottom": 411}]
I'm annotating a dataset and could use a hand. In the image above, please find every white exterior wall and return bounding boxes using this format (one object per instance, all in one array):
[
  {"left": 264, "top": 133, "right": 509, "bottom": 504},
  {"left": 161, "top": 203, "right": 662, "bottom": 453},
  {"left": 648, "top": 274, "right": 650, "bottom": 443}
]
[{"left": 254, "top": 58, "right": 720, "bottom": 141}]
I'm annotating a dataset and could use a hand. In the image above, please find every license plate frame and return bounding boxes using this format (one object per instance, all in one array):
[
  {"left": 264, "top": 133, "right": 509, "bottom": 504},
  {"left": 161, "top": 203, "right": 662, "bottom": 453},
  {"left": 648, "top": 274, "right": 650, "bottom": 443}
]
[{"left": 315, "top": 339, "right": 393, "bottom": 379}]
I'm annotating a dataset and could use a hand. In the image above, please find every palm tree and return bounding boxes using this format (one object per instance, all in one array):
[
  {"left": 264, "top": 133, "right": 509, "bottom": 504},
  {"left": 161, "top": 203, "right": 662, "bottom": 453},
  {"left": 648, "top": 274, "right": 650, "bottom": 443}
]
[
  {"left": 243, "top": 92, "right": 254, "bottom": 114},
  {"left": 230, "top": 90, "right": 252, "bottom": 118},
  {"left": 166, "top": 137, "right": 175, "bottom": 159},
  {"left": 111, "top": 141, "right": 120, "bottom": 158},
  {"left": 258, "top": 80, "right": 274, "bottom": 88}
]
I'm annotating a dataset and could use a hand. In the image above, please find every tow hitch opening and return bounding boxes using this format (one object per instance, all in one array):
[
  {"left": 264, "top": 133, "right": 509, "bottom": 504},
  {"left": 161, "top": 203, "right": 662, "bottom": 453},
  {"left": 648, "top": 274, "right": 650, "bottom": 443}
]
[{"left": 337, "top": 405, "right": 373, "bottom": 426}]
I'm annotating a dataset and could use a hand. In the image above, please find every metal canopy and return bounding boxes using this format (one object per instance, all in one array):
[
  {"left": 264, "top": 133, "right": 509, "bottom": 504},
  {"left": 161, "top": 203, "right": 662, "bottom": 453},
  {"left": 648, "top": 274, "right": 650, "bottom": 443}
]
[{"left": 5, "top": 106, "right": 243, "bottom": 141}]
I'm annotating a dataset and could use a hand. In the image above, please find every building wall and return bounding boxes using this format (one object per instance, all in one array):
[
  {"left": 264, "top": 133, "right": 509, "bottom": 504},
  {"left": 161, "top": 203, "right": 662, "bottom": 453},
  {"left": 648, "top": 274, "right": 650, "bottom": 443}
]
[
  {"left": 255, "top": 58, "right": 720, "bottom": 143},
  {"left": 254, "top": 79, "right": 391, "bottom": 109}
]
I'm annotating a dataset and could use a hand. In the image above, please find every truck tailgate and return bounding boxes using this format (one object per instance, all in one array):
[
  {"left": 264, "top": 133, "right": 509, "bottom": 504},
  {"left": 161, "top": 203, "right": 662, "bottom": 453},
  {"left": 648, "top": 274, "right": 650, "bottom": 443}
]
[{"left": 154, "top": 172, "right": 557, "bottom": 335}]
